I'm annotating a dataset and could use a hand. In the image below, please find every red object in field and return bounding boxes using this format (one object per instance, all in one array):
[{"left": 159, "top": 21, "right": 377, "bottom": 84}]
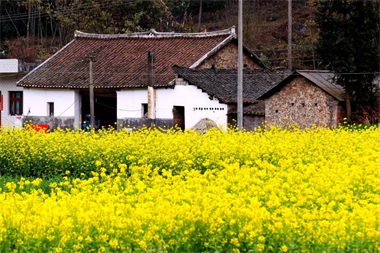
[{"left": 28, "top": 124, "right": 49, "bottom": 133}]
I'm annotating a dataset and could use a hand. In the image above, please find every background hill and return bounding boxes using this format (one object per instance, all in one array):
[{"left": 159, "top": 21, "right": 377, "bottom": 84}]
[{"left": 0, "top": 0, "right": 328, "bottom": 70}]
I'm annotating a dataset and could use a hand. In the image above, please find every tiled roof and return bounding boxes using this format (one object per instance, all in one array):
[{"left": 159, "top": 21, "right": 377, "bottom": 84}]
[
  {"left": 258, "top": 70, "right": 345, "bottom": 101},
  {"left": 17, "top": 27, "right": 262, "bottom": 89},
  {"left": 297, "top": 70, "right": 345, "bottom": 101},
  {"left": 173, "top": 66, "right": 290, "bottom": 103}
]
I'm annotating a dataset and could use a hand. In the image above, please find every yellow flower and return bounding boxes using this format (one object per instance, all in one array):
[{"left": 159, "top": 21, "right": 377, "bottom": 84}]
[{"left": 281, "top": 245, "right": 288, "bottom": 252}]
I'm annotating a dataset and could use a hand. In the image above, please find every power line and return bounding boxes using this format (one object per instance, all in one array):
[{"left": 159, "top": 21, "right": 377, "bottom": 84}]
[
  {"left": 0, "top": 0, "right": 141, "bottom": 23},
  {"left": 0, "top": 0, "right": 136, "bottom": 20}
]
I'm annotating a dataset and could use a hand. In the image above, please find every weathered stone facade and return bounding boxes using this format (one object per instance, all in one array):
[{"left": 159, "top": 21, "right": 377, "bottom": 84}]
[
  {"left": 117, "top": 118, "right": 173, "bottom": 131},
  {"left": 265, "top": 77, "right": 345, "bottom": 128},
  {"left": 197, "top": 43, "right": 261, "bottom": 70}
]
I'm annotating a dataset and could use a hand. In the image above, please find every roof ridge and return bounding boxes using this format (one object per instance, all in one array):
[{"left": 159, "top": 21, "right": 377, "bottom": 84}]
[
  {"left": 75, "top": 27, "right": 235, "bottom": 39},
  {"left": 298, "top": 70, "right": 332, "bottom": 73}
]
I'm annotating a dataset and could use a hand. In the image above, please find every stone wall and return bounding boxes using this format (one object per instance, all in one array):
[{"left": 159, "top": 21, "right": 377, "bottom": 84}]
[
  {"left": 197, "top": 43, "right": 261, "bottom": 70},
  {"left": 265, "top": 76, "right": 344, "bottom": 128},
  {"left": 117, "top": 118, "right": 173, "bottom": 131}
]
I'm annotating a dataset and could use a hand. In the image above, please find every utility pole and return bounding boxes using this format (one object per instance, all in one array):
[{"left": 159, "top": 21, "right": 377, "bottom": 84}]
[
  {"left": 237, "top": 0, "right": 243, "bottom": 130},
  {"left": 288, "top": 0, "right": 292, "bottom": 70},
  {"left": 147, "top": 52, "right": 156, "bottom": 127},
  {"left": 84, "top": 54, "right": 96, "bottom": 130}
]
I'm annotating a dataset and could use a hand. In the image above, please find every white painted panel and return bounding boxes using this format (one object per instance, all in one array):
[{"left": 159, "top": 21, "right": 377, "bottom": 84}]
[
  {"left": 116, "top": 83, "right": 227, "bottom": 130},
  {"left": 156, "top": 84, "right": 228, "bottom": 129},
  {"left": 117, "top": 89, "right": 147, "bottom": 119},
  {"left": 0, "top": 59, "right": 19, "bottom": 73},
  {"left": 24, "top": 89, "right": 76, "bottom": 117}
]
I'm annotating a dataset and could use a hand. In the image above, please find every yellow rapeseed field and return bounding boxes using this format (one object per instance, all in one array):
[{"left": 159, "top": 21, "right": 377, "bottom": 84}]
[{"left": 0, "top": 126, "right": 379, "bottom": 252}]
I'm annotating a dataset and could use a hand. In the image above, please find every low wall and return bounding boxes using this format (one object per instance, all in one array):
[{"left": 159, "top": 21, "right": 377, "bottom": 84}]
[
  {"left": 23, "top": 116, "right": 75, "bottom": 131},
  {"left": 117, "top": 118, "right": 174, "bottom": 131}
]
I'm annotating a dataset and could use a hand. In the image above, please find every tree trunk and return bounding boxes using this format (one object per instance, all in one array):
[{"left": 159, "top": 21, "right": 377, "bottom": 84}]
[
  {"left": 345, "top": 89, "right": 352, "bottom": 123},
  {"left": 198, "top": 0, "right": 202, "bottom": 31},
  {"left": 27, "top": 0, "right": 31, "bottom": 47}
]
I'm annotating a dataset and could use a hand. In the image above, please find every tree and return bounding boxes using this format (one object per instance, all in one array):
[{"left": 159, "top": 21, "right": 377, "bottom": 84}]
[{"left": 316, "top": 0, "right": 379, "bottom": 123}]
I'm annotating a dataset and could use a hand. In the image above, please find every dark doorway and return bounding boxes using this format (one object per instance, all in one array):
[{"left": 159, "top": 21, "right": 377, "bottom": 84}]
[
  {"left": 173, "top": 106, "right": 185, "bottom": 131},
  {"left": 81, "top": 90, "right": 117, "bottom": 129},
  {"left": 227, "top": 114, "right": 237, "bottom": 128}
]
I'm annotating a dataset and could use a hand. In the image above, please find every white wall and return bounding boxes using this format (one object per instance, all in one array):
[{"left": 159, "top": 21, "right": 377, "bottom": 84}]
[
  {"left": 117, "top": 80, "right": 228, "bottom": 129},
  {"left": 24, "top": 88, "right": 77, "bottom": 117},
  {"left": 0, "top": 59, "right": 19, "bottom": 73},
  {"left": 117, "top": 88, "right": 147, "bottom": 118},
  {"left": 156, "top": 83, "right": 228, "bottom": 129},
  {"left": 0, "top": 74, "right": 25, "bottom": 128}
]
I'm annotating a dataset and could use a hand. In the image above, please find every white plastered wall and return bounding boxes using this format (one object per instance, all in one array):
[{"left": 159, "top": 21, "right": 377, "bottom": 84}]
[
  {"left": 0, "top": 74, "right": 25, "bottom": 128},
  {"left": 117, "top": 81, "right": 228, "bottom": 129},
  {"left": 117, "top": 88, "right": 147, "bottom": 118},
  {"left": 156, "top": 83, "right": 227, "bottom": 129},
  {"left": 24, "top": 88, "right": 77, "bottom": 117}
]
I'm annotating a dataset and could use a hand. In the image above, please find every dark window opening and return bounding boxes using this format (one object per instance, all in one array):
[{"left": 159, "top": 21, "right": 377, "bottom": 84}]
[
  {"left": 142, "top": 103, "right": 148, "bottom": 118},
  {"left": 48, "top": 102, "right": 54, "bottom": 116},
  {"left": 315, "top": 103, "right": 318, "bottom": 106},
  {"left": 9, "top": 91, "right": 23, "bottom": 115},
  {"left": 291, "top": 103, "right": 295, "bottom": 106},
  {"left": 302, "top": 103, "right": 305, "bottom": 107},
  {"left": 275, "top": 110, "right": 278, "bottom": 113}
]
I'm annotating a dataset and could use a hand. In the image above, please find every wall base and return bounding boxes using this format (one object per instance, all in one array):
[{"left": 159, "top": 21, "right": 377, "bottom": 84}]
[
  {"left": 23, "top": 116, "right": 75, "bottom": 131},
  {"left": 117, "top": 118, "right": 173, "bottom": 131}
]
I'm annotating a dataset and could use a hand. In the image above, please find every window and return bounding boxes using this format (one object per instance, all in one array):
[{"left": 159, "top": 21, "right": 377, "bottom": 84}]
[
  {"left": 48, "top": 102, "right": 54, "bottom": 116},
  {"left": 142, "top": 103, "right": 148, "bottom": 117},
  {"left": 9, "top": 91, "right": 23, "bottom": 115}
]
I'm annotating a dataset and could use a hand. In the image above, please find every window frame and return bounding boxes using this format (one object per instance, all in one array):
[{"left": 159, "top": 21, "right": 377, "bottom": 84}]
[{"left": 48, "top": 102, "right": 54, "bottom": 116}]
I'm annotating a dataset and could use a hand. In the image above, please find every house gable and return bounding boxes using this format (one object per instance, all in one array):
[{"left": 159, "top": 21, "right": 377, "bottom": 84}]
[
  {"left": 196, "top": 42, "right": 263, "bottom": 70},
  {"left": 265, "top": 76, "right": 345, "bottom": 128}
]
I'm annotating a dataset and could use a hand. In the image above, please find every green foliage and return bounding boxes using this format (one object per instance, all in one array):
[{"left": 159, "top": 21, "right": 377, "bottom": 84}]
[
  {"left": 187, "top": 0, "right": 228, "bottom": 16},
  {"left": 51, "top": 0, "right": 178, "bottom": 35},
  {"left": 316, "top": 0, "right": 379, "bottom": 105}
]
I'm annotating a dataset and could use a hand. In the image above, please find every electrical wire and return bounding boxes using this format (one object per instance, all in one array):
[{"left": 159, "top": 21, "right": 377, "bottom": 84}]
[{"left": 0, "top": 0, "right": 141, "bottom": 23}]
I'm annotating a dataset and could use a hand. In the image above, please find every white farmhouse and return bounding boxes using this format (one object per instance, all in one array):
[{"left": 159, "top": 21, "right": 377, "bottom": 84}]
[{"left": 17, "top": 28, "right": 267, "bottom": 130}]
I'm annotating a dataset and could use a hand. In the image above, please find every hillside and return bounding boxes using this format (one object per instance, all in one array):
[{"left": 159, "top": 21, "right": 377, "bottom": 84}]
[
  {"left": 0, "top": 0, "right": 315, "bottom": 69},
  {"left": 201, "top": 1, "right": 316, "bottom": 70}
]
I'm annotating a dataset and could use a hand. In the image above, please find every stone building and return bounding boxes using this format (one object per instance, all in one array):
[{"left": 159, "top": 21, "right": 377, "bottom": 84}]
[{"left": 258, "top": 70, "right": 346, "bottom": 128}]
